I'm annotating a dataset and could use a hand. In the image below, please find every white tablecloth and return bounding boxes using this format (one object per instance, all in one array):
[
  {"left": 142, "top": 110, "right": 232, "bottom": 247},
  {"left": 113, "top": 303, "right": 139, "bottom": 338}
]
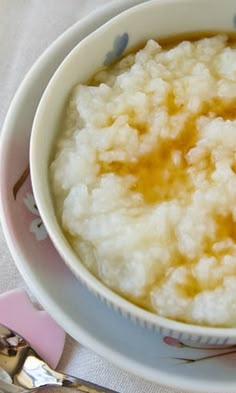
[{"left": 0, "top": 1, "right": 188, "bottom": 392}]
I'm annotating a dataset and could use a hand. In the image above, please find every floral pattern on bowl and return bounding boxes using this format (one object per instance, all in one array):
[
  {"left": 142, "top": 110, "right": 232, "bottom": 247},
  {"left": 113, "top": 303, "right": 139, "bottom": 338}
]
[
  {"left": 103, "top": 32, "right": 129, "bottom": 66},
  {"left": 233, "top": 14, "right": 236, "bottom": 28}
]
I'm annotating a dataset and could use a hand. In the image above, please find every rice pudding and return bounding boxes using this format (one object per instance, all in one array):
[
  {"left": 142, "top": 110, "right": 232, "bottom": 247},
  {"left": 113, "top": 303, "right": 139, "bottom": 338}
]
[{"left": 51, "top": 35, "right": 236, "bottom": 327}]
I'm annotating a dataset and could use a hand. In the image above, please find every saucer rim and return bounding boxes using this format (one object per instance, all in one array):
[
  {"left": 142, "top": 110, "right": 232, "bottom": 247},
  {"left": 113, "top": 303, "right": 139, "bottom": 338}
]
[{"left": 1, "top": 2, "right": 236, "bottom": 392}]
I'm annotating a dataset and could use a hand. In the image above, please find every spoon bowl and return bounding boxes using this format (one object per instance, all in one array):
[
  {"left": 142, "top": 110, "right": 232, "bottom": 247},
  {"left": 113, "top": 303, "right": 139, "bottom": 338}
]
[{"left": 0, "top": 324, "right": 118, "bottom": 393}]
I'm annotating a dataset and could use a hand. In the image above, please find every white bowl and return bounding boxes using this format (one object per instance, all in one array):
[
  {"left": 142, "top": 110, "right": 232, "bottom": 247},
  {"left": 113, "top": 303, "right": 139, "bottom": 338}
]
[{"left": 30, "top": 0, "right": 236, "bottom": 344}]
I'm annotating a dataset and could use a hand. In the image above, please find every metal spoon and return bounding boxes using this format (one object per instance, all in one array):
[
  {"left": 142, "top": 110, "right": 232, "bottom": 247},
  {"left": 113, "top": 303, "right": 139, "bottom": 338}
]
[{"left": 0, "top": 324, "right": 119, "bottom": 393}]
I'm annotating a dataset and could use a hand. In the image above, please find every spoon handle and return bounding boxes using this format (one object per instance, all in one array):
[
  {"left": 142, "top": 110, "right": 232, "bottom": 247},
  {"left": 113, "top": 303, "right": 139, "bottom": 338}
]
[
  {"left": 61, "top": 374, "right": 119, "bottom": 393},
  {"left": 44, "top": 367, "right": 119, "bottom": 393}
]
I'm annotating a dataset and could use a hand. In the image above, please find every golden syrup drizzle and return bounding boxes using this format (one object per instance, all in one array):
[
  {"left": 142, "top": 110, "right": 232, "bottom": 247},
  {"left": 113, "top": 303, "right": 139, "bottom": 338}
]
[
  {"left": 99, "top": 97, "right": 236, "bottom": 205},
  {"left": 214, "top": 214, "right": 236, "bottom": 246},
  {"left": 202, "top": 97, "right": 236, "bottom": 120},
  {"left": 93, "top": 29, "right": 236, "bottom": 206}
]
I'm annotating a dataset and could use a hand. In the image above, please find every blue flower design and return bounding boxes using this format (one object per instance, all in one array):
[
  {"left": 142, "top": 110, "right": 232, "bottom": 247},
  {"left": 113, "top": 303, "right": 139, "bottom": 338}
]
[
  {"left": 233, "top": 14, "right": 236, "bottom": 29},
  {"left": 104, "top": 32, "right": 129, "bottom": 66}
]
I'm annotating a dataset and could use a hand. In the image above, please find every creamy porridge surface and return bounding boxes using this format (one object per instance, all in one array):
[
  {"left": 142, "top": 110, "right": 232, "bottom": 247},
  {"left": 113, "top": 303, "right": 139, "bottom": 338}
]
[{"left": 51, "top": 35, "right": 236, "bottom": 327}]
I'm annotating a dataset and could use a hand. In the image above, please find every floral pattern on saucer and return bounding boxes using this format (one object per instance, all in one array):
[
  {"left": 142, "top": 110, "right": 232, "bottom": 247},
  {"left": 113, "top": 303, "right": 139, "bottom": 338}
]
[
  {"left": 12, "top": 165, "right": 47, "bottom": 241},
  {"left": 23, "top": 193, "right": 47, "bottom": 241},
  {"left": 164, "top": 336, "right": 236, "bottom": 364}
]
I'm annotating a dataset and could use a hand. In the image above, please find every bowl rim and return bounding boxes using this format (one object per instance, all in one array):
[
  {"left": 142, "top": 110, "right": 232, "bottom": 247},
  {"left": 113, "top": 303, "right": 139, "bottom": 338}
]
[{"left": 30, "top": 0, "right": 236, "bottom": 337}]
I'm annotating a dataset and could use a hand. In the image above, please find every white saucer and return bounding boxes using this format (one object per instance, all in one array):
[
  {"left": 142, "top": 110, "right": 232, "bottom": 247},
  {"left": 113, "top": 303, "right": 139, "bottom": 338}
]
[{"left": 1, "top": 2, "right": 236, "bottom": 392}]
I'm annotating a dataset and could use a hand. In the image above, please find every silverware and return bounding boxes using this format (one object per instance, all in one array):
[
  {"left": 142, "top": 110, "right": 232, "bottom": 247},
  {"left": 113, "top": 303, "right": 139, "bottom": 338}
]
[{"left": 0, "top": 324, "right": 119, "bottom": 393}]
